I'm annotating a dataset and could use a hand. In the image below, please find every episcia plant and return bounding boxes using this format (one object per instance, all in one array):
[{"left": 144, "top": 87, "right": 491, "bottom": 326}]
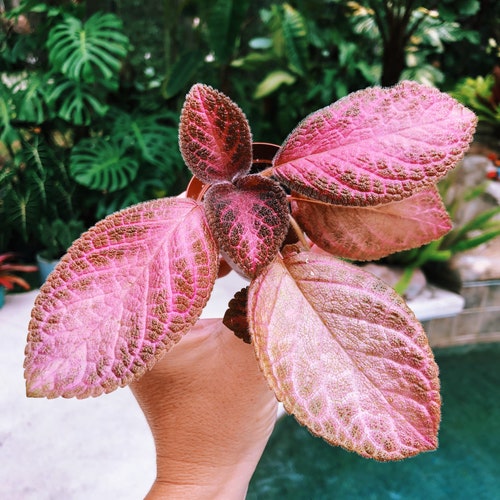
[{"left": 24, "top": 81, "right": 476, "bottom": 462}]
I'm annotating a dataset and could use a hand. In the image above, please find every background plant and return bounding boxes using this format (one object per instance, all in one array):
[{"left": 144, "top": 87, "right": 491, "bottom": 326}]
[
  {"left": 0, "top": 252, "right": 37, "bottom": 291},
  {"left": 1, "top": 0, "right": 498, "bottom": 258},
  {"left": 115, "top": 0, "right": 498, "bottom": 141},
  {"left": 0, "top": 0, "right": 185, "bottom": 257},
  {"left": 451, "top": 71, "right": 500, "bottom": 141}
]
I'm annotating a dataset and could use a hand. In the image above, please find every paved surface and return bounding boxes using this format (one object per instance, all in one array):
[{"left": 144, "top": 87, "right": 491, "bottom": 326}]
[
  {"left": 0, "top": 268, "right": 480, "bottom": 499},
  {"left": 1, "top": 290, "right": 156, "bottom": 499},
  {"left": 0, "top": 272, "right": 251, "bottom": 499}
]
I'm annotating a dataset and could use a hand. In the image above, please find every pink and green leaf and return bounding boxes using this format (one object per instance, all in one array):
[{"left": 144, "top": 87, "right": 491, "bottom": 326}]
[
  {"left": 25, "top": 198, "right": 219, "bottom": 398},
  {"left": 273, "top": 81, "right": 477, "bottom": 206},
  {"left": 179, "top": 83, "right": 253, "bottom": 183},
  {"left": 291, "top": 187, "right": 452, "bottom": 261},
  {"left": 248, "top": 247, "right": 441, "bottom": 461},
  {"left": 204, "top": 175, "right": 289, "bottom": 278}
]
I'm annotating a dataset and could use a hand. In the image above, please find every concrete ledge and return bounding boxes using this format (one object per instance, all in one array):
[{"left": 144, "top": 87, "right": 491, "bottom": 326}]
[{"left": 407, "top": 285, "right": 465, "bottom": 322}]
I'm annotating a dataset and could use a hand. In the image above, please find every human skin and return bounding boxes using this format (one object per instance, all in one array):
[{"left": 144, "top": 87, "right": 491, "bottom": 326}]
[{"left": 130, "top": 318, "right": 278, "bottom": 499}]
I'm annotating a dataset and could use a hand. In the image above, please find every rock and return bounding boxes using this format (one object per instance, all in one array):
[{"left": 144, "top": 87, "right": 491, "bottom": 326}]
[{"left": 451, "top": 236, "right": 500, "bottom": 281}]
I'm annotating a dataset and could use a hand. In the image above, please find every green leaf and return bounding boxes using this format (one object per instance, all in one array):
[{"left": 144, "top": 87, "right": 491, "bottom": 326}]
[
  {"left": 449, "top": 229, "right": 500, "bottom": 254},
  {"left": 2, "top": 170, "right": 46, "bottom": 242},
  {"left": 253, "top": 70, "right": 296, "bottom": 99},
  {"left": 0, "top": 81, "right": 18, "bottom": 143},
  {"left": 111, "top": 110, "right": 181, "bottom": 171},
  {"left": 47, "top": 12, "right": 129, "bottom": 88},
  {"left": 453, "top": 206, "right": 500, "bottom": 240},
  {"left": 38, "top": 218, "right": 86, "bottom": 260},
  {"left": 162, "top": 50, "right": 204, "bottom": 99},
  {"left": 207, "top": 0, "right": 250, "bottom": 63},
  {"left": 281, "top": 3, "right": 308, "bottom": 76},
  {"left": 231, "top": 51, "right": 276, "bottom": 69},
  {"left": 70, "top": 138, "right": 139, "bottom": 192},
  {"left": 8, "top": 1, "right": 64, "bottom": 16},
  {"left": 131, "top": 116, "right": 180, "bottom": 170},
  {"left": 47, "top": 79, "right": 108, "bottom": 125},
  {"left": 11, "top": 74, "right": 52, "bottom": 124}
]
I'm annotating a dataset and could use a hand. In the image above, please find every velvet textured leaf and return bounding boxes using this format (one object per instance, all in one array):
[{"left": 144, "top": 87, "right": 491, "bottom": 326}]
[
  {"left": 248, "top": 247, "right": 441, "bottom": 461},
  {"left": 223, "top": 287, "right": 251, "bottom": 344},
  {"left": 204, "top": 175, "right": 289, "bottom": 278},
  {"left": 25, "top": 198, "right": 219, "bottom": 398},
  {"left": 291, "top": 187, "right": 452, "bottom": 261},
  {"left": 273, "top": 81, "right": 476, "bottom": 206},
  {"left": 179, "top": 83, "right": 252, "bottom": 183}
]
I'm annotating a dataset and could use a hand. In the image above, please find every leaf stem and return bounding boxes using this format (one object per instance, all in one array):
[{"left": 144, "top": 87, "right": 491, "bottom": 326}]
[
  {"left": 288, "top": 215, "right": 310, "bottom": 250},
  {"left": 287, "top": 195, "right": 333, "bottom": 208},
  {"left": 259, "top": 166, "right": 276, "bottom": 177}
]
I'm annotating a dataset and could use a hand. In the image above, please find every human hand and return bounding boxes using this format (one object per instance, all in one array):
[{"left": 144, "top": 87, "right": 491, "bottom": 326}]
[{"left": 130, "top": 318, "right": 278, "bottom": 499}]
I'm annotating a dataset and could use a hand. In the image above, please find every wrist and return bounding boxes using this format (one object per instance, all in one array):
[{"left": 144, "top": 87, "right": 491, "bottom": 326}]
[{"left": 146, "top": 462, "right": 255, "bottom": 499}]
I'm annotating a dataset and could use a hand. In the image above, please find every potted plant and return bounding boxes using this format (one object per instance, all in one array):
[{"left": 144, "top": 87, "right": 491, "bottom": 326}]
[
  {"left": 0, "top": 253, "right": 37, "bottom": 308},
  {"left": 24, "top": 81, "right": 476, "bottom": 495}
]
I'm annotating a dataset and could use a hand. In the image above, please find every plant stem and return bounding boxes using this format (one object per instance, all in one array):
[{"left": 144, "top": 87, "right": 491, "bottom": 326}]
[
  {"left": 288, "top": 215, "right": 310, "bottom": 250},
  {"left": 394, "top": 266, "right": 415, "bottom": 296}
]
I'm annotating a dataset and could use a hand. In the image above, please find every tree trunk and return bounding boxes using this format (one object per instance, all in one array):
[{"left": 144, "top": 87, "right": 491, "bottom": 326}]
[{"left": 381, "top": 32, "right": 406, "bottom": 87}]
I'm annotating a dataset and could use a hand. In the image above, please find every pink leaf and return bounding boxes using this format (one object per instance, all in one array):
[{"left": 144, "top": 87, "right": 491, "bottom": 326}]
[
  {"left": 204, "top": 175, "right": 289, "bottom": 278},
  {"left": 291, "top": 187, "right": 452, "bottom": 261},
  {"left": 179, "top": 83, "right": 253, "bottom": 183},
  {"left": 25, "top": 198, "right": 219, "bottom": 398},
  {"left": 248, "top": 247, "right": 441, "bottom": 461},
  {"left": 273, "top": 81, "right": 477, "bottom": 206}
]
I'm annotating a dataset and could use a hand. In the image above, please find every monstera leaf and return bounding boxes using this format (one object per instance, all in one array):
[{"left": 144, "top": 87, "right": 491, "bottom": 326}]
[
  {"left": 48, "top": 78, "right": 108, "bottom": 126},
  {"left": 70, "top": 138, "right": 139, "bottom": 192},
  {"left": 118, "top": 112, "right": 180, "bottom": 170},
  {"left": 12, "top": 74, "right": 52, "bottom": 124},
  {"left": 47, "top": 12, "right": 129, "bottom": 88}
]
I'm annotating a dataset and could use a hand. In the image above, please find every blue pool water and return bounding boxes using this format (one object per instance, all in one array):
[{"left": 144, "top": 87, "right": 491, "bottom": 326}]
[{"left": 248, "top": 344, "right": 500, "bottom": 499}]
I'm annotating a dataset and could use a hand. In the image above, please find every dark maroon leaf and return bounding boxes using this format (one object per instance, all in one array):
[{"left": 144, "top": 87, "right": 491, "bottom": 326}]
[
  {"left": 204, "top": 175, "right": 289, "bottom": 278},
  {"left": 179, "top": 83, "right": 252, "bottom": 183},
  {"left": 223, "top": 287, "right": 251, "bottom": 343}
]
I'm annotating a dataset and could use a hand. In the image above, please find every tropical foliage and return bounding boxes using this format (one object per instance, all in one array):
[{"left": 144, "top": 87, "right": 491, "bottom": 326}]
[
  {"left": 0, "top": 1, "right": 185, "bottom": 257},
  {"left": 1, "top": 0, "right": 498, "bottom": 258}
]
